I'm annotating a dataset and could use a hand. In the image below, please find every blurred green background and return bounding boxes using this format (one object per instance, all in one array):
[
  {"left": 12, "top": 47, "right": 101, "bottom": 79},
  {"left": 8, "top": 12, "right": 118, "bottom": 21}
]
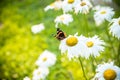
[{"left": 0, "top": 0, "right": 120, "bottom": 80}]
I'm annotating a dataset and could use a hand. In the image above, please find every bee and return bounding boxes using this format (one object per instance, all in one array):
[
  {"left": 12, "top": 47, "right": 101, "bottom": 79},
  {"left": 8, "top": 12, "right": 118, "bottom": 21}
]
[{"left": 54, "top": 28, "right": 66, "bottom": 40}]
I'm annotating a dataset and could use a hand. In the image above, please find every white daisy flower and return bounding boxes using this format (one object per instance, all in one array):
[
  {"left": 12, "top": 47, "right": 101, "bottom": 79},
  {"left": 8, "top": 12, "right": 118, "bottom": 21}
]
[
  {"left": 93, "top": 62, "right": 120, "bottom": 80},
  {"left": 32, "top": 67, "right": 49, "bottom": 80},
  {"left": 109, "top": 17, "right": 120, "bottom": 39},
  {"left": 94, "top": 6, "right": 115, "bottom": 26},
  {"left": 44, "top": 0, "right": 63, "bottom": 11},
  {"left": 31, "top": 23, "right": 45, "bottom": 34},
  {"left": 59, "top": 33, "right": 85, "bottom": 60},
  {"left": 74, "top": 0, "right": 92, "bottom": 14},
  {"left": 54, "top": 14, "right": 73, "bottom": 27},
  {"left": 62, "top": 0, "right": 80, "bottom": 13},
  {"left": 23, "top": 76, "right": 30, "bottom": 80},
  {"left": 35, "top": 50, "right": 56, "bottom": 68},
  {"left": 80, "top": 35, "right": 105, "bottom": 59}
]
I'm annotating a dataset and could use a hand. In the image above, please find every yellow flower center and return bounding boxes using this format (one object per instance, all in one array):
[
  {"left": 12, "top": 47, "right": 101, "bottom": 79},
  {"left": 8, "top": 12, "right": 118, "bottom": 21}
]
[
  {"left": 60, "top": 16, "right": 64, "bottom": 20},
  {"left": 86, "top": 41, "right": 94, "bottom": 47},
  {"left": 100, "top": 11, "right": 106, "bottom": 14},
  {"left": 103, "top": 69, "right": 116, "bottom": 80},
  {"left": 50, "top": 3, "right": 55, "bottom": 7},
  {"left": 80, "top": 2, "right": 86, "bottom": 6},
  {"left": 37, "top": 71, "right": 41, "bottom": 75},
  {"left": 66, "top": 36, "right": 78, "bottom": 46},
  {"left": 42, "top": 57, "right": 47, "bottom": 62},
  {"left": 68, "top": 0, "right": 74, "bottom": 4}
]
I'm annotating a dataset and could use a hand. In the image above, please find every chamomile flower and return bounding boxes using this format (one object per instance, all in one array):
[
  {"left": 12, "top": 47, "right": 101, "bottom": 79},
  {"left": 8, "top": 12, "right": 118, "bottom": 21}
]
[
  {"left": 80, "top": 35, "right": 105, "bottom": 59},
  {"left": 23, "top": 76, "right": 30, "bottom": 80},
  {"left": 74, "top": 0, "right": 92, "bottom": 14},
  {"left": 44, "top": 0, "right": 63, "bottom": 11},
  {"left": 32, "top": 67, "right": 49, "bottom": 80},
  {"left": 54, "top": 14, "right": 73, "bottom": 27},
  {"left": 35, "top": 50, "right": 56, "bottom": 68},
  {"left": 62, "top": 0, "right": 80, "bottom": 13},
  {"left": 94, "top": 6, "right": 114, "bottom": 26},
  {"left": 109, "top": 17, "right": 120, "bottom": 39},
  {"left": 93, "top": 62, "right": 120, "bottom": 80},
  {"left": 59, "top": 33, "right": 85, "bottom": 60},
  {"left": 31, "top": 23, "right": 45, "bottom": 34}
]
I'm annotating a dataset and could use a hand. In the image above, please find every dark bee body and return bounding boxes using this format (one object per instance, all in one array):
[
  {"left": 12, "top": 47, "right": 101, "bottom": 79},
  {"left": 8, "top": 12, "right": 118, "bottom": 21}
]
[{"left": 55, "top": 28, "right": 66, "bottom": 40}]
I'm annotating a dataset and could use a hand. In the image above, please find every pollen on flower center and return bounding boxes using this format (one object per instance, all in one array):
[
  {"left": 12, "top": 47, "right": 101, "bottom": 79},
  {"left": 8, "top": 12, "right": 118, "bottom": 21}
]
[
  {"left": 50, "top": 3, "right": 54, "bottom": 6},
  {"left": 42, "top": 57, "right": 47, "bottom": 62},
  {"left": 80, "top": 2, "right": 86, "bottom": 6},
  {"left": 86, "top": 41, "right": 94, "bottom": 47},
  {"left": 68, "top": 0, "right": 74, "bottom": 4},
  {"left": 37, "top": 71, "right": 41, "bottom": 75},
  {"left": 103, "top": 69, "right": 116, "bottom": 80},
  {"left": 66, "top": 36, "right": 78, "bottom": 46},
  {"left": 100, "top": 11, "right": 106, "bottom": 14},
  {"left": 60, "top": 16, "right": 64, "bottom": 20}
]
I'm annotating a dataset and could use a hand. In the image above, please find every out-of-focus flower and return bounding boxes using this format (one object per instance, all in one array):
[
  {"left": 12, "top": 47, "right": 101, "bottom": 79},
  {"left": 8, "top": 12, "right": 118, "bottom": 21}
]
[
  {"left": 23, "top": 76, "right": 30, "bottom": 80},
  {"left": 92, "top": 0, "right": 112, "bottom": 5},
  {"left": 80, "top": 35, "right": 105, "bottom": 59},
  {"left": 109, "top": 17, "right": 120, "bottom": 39},
  {"left": 103, "top": 0, "right": 112, "bottom": 3},
  {"left": 93, "top": 62, "right": 120, "bottom": 80},
  {"left": 94, "top": 6, "right": 114, "bottom": 26},
  {"left": 31, "top": 23, "right": 45, "bottom": 34},
  {"left": 44, "top": 0, "right": 63, "bottom": 11},
  {"left": 62, "top": 0, "right": 79, "bottom": 13},
  {"left": 54, "top": 14, "right": 73, "bottom": 27},
  {"left": 74, "top": 0, "right": 92, "bottom": 14},
  {"left": 59, "top": 33, "right": 85, "bottom": 60},
  {"left": 32, "top": 67, "right": 49, "bottom": 80},
  {"left": 35, "top": 50, "right": 56, "bottom": 68}
]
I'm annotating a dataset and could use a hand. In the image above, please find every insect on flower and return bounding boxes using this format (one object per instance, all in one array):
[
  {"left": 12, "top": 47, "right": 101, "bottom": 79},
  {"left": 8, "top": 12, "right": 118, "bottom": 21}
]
[{"left": 54, "top": 28, "right": 66, "bottom": 40}]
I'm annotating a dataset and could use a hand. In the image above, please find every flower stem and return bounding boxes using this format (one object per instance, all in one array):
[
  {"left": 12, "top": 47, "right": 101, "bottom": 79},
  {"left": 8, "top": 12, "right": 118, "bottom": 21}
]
[
  {"left": 118, "top": 41, "right": 120, "bottom": 66},
  {"left": 93, "top": 56, "right": 98, "bottom": 65},
  {"left": 68, "top": 71, "right": 74, "bottom": 80},
  {"left": 83, "top": 14, "right": 89, "bottom": 37},
  {"left": 90, "top": 56, "right": 96, "bottom": 74},
  {"left": 105, "top": 22, "right": 116, "bottom": 56},
  {"left": 105, "top": 29, "right": 115, "bottom": 53},
  {"left": 78, "top": 57, "right": 87, "bottom": 80}
]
